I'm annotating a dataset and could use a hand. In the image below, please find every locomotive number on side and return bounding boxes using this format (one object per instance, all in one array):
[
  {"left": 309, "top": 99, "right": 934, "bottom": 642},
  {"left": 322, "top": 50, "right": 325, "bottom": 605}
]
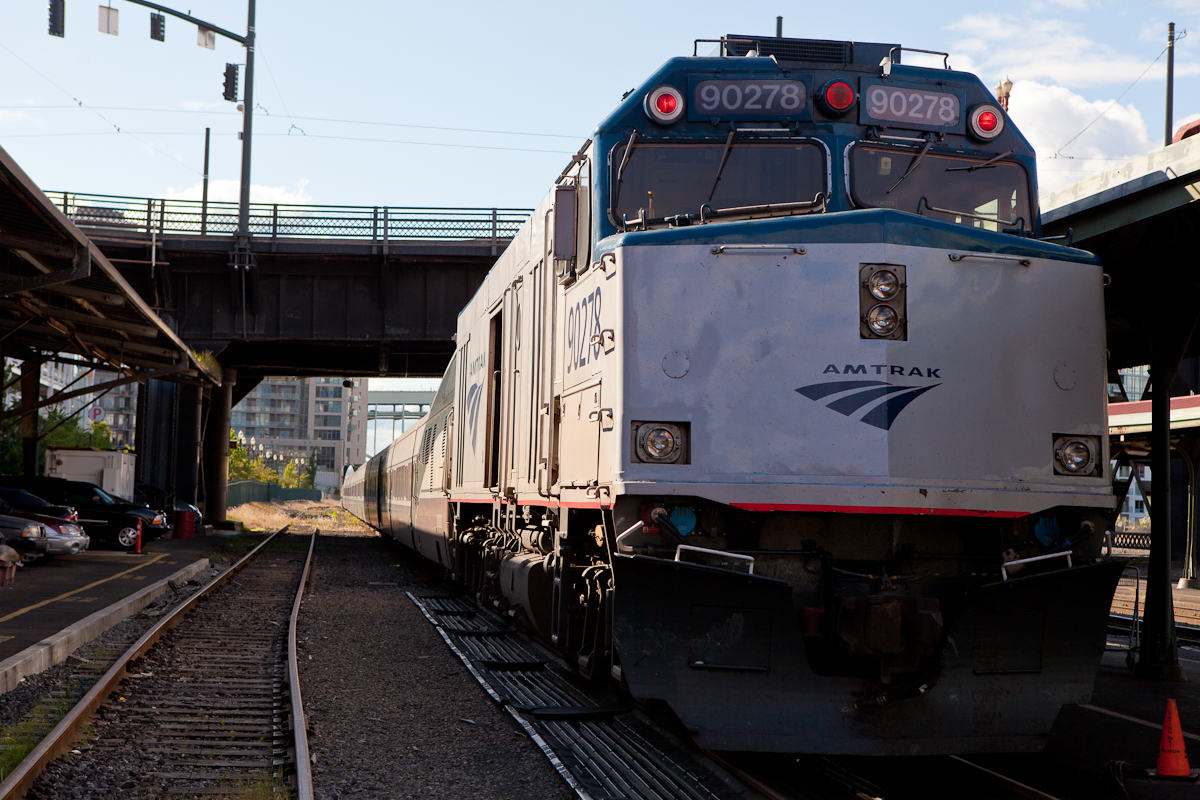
[{"left": 565, "top": 287, "right": 603, "bottom": 374}]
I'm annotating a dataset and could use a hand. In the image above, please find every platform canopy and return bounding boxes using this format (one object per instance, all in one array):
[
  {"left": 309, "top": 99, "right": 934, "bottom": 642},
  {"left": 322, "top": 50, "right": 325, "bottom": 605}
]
[
  {"left": 0, "top": 145, "right": 218, "bottom": 392},
  {"left": 1042, "top": 135, "right": 1200, "bottom": 370}
]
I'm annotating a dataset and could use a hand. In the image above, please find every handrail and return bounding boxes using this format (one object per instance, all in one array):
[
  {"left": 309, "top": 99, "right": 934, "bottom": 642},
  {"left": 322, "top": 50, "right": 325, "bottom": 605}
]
[
  {"left": 51, "top": 191, "right": 533, "bottom": 242},
  {"left": 0, "top": 526, "right": 293, "bottom": 800}
]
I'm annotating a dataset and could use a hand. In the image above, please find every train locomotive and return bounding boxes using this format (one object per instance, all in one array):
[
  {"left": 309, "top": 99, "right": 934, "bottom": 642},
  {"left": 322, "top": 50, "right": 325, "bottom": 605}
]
[{"left": 344, "top": 34, "right": 1121, "bottom": 755}]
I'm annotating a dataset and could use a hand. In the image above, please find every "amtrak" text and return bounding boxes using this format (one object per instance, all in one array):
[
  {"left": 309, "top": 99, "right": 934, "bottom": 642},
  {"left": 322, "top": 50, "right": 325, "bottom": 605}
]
[{"left": 822, "top": 364, "right": 941, "bottom": 377}]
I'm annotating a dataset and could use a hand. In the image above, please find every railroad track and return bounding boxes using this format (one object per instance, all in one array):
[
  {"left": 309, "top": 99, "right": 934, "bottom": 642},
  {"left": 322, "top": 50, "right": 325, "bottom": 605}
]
[
  {"left": 0, "top": 528, "right": 316, "bottom": 800},
  {"left": 409, "top": 591, "right": 1070, "bottom": 800}
]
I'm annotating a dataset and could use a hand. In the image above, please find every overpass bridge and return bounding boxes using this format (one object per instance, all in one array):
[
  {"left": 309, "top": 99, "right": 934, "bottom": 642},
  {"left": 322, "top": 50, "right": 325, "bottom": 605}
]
[{"left": 54, "top": 192, "right": 531, "bottom": 382}]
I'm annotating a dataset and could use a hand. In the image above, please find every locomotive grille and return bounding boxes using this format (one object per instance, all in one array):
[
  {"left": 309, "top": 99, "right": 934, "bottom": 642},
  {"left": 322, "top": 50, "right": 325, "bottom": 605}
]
[{"left": 725, "top": 35, "right": 853, "bottom": 64}]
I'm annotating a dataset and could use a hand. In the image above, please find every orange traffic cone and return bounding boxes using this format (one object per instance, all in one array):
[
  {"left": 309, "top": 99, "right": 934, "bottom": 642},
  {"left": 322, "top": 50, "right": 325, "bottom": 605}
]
[{"left": 1156, "top": 699, "right": 1195, "bottom": 780}]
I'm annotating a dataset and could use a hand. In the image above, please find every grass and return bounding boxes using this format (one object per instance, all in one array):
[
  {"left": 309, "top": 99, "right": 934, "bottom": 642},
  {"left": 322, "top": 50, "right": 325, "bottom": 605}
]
[{"left": 0, "top": 696, "right": 70, "bottom": 781}]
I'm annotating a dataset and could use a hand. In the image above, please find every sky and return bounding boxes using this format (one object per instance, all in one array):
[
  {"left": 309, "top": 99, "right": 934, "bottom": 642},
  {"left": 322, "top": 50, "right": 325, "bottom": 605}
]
[{"left": 1, "top": 0, "right": 1197, "bottom": 209}]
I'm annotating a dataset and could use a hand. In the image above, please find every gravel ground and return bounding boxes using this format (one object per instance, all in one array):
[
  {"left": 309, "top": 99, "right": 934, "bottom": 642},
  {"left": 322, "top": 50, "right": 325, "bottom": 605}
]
[
  {"left": 298, "top": 529, "right": 575, "bottom": 800},
  {"left": 0, "top": 569, "right": 218, "bottom": 734}
]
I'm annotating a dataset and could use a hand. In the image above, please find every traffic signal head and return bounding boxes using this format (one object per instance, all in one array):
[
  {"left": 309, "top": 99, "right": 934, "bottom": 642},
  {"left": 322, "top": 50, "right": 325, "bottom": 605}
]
[
  {"left": 48, "top": 0, "right": 65, "bottom": 37},
  {"left": 150, "top": 12, "right": 165, "bottom": 41},
  {"left": 223, "top": 64, "right": 239, "bottom": 103}
]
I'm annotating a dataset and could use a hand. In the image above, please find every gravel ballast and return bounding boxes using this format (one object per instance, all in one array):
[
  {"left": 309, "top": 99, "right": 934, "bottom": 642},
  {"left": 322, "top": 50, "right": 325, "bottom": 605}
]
[{"left": 298, "top": 529, "right": 575, "bottom": 800}]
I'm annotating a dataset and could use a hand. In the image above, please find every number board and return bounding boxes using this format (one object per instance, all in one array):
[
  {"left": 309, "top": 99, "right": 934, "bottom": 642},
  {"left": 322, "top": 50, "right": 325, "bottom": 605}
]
[
  {"left": 687, "top": 75, "right": 813, "bottom": 121},
  {"left": 858, "top": 79, "right": 965, "bottom": 133}
]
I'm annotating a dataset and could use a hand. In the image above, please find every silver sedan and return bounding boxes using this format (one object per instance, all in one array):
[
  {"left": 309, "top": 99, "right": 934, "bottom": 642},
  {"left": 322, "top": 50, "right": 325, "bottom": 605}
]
[{"left": 46, "top": 523, "right": 90, "bottom": 556}]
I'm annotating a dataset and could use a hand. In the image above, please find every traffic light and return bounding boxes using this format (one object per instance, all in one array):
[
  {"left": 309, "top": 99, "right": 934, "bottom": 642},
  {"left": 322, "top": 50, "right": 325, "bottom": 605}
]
[
  {"left": 150, "top": 12, "right": 165, "bottom": 42},
  {"left": 48, "top": 0, "right": 65, "bottom": 37},
  {"left": 223, "top": 64, "right": 239, "bottom": 103}
]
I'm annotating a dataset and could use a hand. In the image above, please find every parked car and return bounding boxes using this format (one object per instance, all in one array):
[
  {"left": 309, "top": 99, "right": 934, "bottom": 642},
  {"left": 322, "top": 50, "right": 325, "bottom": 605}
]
[
  {"left": 0, "top": 477, "right": 168, "bottom": 551},
  {"left": 0, "top": 487, "right": 78, "bottom": 522},
  {"left": 0, "top": 513, "right": 49, "bottom": 563},
  {"left": 0, "top": 495, "right": 89, "bottom": 556}
]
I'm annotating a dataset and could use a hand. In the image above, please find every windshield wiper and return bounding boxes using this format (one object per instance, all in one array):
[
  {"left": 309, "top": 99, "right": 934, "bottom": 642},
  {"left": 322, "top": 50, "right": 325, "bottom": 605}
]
[
  {"left": 612, "top": 130, "right": 638, "bottom": 209},
  {"left": 944, "top": 149, "right": 1015, "bottom": 173},
  {"left": 887, "top": 137, "right": 934, "bottom": 194},
  {"left": 707, "top": 130, "right": 737, "bottom": 203},
  {"left": 916, "top": 196, "right": 1021, "bottom": 229}
]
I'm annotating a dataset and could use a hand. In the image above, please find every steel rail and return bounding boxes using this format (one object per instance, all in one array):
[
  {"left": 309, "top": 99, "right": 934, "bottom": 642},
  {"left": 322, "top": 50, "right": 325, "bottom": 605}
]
[
  {"left": 0, "top": 526, "right": 296, "bottom": 800},
  {"left": 288, "top": 529, "right": 318, "bottom": 800}
]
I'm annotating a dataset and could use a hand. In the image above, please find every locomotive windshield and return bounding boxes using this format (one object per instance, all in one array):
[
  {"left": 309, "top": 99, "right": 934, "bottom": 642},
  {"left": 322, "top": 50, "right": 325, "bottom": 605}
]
[
  {"left": 610, "top": 140, "right": 826, "bottom": 225},
  {"left": 849, "top": 144, "right": 1032, "bottom": 232}
]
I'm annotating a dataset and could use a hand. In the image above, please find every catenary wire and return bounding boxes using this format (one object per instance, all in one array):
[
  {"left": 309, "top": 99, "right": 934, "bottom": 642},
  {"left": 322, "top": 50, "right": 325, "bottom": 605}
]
[
  {"left": 0, "top": 42, "right": 201, "bottom": 175},
  {"left": 0, "top": 104, "right": 581, "bottom": 140}
]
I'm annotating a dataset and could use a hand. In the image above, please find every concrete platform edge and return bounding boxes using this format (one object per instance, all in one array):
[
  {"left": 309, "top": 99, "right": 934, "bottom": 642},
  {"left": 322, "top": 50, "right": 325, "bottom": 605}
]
[{"left": 0, "top": 557, "right": 210, "bottom": 694}]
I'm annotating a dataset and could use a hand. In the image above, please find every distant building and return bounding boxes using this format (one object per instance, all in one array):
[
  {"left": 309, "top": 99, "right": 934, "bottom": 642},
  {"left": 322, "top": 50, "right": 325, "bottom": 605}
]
[{"left": 230, "top": 377, "right": 368, "bottom": 494}]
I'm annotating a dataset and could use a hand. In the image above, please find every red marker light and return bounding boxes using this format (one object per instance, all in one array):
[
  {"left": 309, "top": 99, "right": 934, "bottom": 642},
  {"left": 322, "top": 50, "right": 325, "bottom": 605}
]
[
  {"left": 825, "top": 82, "right": 854, "bottom": 111},
  {"left": 656, "top": 93, "right": 677, "bottom": 115},
  {"left": 977, "top": 111, "right": 998, "bottom": 132}
]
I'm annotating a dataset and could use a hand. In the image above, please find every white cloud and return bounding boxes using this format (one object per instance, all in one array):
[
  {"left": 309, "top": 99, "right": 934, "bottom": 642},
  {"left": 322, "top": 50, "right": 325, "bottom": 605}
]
[
  {"left": 164, "top": 178, "right": 312, "bottom": 204},
  {"left": 946, "top": 13, "right": 1200, "bottom": 87},
  {"left": 1004, "top": 80, "right": 1153, "bottom": 194},
  {"left": 0, "top": 110, "right": 29, "bottom": 123}
]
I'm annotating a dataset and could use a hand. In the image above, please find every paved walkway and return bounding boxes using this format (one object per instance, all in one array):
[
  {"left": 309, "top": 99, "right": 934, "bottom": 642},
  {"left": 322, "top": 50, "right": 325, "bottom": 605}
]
[{"left": 0, "top": 537, "right": 212, "bottom": 661}]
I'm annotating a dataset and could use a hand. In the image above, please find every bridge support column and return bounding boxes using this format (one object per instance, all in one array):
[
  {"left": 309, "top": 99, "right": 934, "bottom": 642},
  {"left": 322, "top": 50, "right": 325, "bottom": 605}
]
[
  {"left": 20, "top": 352, "right": 43, "bottom": 476},
  {"left": 202, "top": 368, "right": 236, "bottom": 523},
  {"left": 173, "top": 383, "right": 203, "bottom": 506},
  {"left": 1136, "top": 364, "right": 1186, "bottom": 681}
]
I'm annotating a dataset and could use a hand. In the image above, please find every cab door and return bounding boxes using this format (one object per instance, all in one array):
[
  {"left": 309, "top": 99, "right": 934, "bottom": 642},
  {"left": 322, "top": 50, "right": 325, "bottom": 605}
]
[{"left": 556, "top": 380, "right": 601, "bottom": 490}]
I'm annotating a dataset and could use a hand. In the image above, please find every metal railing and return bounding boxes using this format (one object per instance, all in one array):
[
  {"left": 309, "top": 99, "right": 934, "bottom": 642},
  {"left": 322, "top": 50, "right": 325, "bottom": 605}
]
[
  {"left": 1112, "top": 531, "right": 1152, "bottom": 550},
  {"left": 51, "top": 191, "right": 532, "bottom": 244}
]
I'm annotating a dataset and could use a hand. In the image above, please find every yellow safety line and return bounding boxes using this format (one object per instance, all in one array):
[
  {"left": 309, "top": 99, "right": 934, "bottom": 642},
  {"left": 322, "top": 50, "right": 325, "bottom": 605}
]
[{"left": 0, "top": 552, "right": 169, "bottom": 623}]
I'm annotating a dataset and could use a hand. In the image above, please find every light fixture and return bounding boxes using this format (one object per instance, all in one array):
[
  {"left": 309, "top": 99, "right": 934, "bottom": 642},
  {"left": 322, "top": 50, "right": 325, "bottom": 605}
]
[
  {"left": 867, "top": 304, "right": 899, "bottom": 336},
  {"left": 645, "top": 86, "right": 685, "bottom": 124}
]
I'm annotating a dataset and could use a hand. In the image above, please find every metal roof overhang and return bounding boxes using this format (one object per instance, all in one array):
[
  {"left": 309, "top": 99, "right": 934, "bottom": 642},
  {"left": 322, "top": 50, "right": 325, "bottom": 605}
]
[
  {"left": 0, "top": 144, "right": 218, "bottom": 386},
  {"left": 1042, "top": 136, "right": 1200, "bottom": 370}
]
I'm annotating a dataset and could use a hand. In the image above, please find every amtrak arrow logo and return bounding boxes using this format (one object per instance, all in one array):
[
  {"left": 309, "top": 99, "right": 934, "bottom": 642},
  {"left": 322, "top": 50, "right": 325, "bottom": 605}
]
[{"left": 796, "top": 380, "right": 941, "bottom": 431}]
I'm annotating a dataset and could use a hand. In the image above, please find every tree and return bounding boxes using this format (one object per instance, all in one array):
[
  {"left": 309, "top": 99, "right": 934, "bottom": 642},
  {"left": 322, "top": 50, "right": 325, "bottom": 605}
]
[
  {"left": 301, "top": 448, "right": 317, "bottom": 489},
  {"left": 280, "top": 460, "right": 302, "bottom": 488},
  {"left": 227, "top": 432, "right": 279, "bottom": 485}
]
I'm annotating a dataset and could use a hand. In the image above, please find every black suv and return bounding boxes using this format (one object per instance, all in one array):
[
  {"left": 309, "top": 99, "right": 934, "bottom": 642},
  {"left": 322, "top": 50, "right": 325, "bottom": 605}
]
[{"left": 0, "top": 477, "right": 168, "bottom": 551}]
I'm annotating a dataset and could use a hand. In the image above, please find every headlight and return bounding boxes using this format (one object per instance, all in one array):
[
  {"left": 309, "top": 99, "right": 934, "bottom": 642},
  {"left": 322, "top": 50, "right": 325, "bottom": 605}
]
[
  {"left": 22, "top": 524, "right": 42, "bottom": 538},
  {"left": 866, "top": 304, "right": 899, "bottom": 336},
  {"left": 152, "top": 514, "right": 166, "bottom": 526},
  {"left": 1054, "top": 436, "right": 1098, "bottom": 476},
  {"left": 868, "top": 270, "right": 901, "bottom": 301},
  {"left": 61, "top": 524, "right": 80, "bottom": 535},
  {"left": 645, "top": 85, "right": 684, "bottom": 124},
  {"left": 635, "top": 422, "right": 685, "bottom": 464}
]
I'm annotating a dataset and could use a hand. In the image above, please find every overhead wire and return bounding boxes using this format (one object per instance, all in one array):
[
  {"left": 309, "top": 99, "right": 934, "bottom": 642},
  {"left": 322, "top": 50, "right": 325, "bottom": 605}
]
[
  {"left": 0, "top": 41, "right": 201, "bottom": 175},
  {"left": 1052, "top": 36, "right": 1185, "bottom": 158},
  {"left": 0, "top": 129, "right": 574, "bottom": 154},
  {"left": 0, "top": 104, "right": 581, "bottom": 139}
]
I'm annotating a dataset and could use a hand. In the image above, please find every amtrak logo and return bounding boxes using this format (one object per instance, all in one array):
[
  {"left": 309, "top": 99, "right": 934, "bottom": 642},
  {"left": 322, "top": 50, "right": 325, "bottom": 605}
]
[{"left": 796, "top": 379, "right": 941, "bottom": 431}]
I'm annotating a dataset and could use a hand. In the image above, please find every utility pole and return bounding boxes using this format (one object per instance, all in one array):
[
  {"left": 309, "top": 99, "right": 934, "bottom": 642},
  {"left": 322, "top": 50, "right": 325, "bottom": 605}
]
[
  {"left": 201, "top": 127, "right": 210, "bottom": 236},
  {"left": 238, "top": 0, "right": 256, "bottom": 241},
  {"left": 1166, "top": 22, "right": 1176, "bottom": 147},
  {"left": 121, "top": 1, "right": 254, "bottom": 238}
]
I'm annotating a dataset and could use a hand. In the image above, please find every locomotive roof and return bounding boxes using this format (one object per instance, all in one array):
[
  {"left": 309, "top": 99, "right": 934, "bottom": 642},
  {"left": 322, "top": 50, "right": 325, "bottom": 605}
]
[{"left": 590, "top": 46, "right": 1035, "bottom": 162}]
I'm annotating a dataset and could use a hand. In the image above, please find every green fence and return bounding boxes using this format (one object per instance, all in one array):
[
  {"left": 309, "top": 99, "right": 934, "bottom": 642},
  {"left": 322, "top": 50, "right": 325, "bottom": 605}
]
[{"left": 227, "top": 480, "right": 323, "bottom": 507}]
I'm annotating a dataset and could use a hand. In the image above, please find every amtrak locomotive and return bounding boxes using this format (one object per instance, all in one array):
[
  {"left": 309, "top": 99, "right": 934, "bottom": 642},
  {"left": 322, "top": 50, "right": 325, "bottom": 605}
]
[{"left": 345, "top": 35, "right": 1120, "bottom": 755}]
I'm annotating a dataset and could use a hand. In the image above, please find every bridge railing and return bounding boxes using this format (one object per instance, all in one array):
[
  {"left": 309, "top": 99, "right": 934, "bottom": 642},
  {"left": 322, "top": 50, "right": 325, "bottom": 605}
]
[{"left": 50, "top": 191, "right": 533, "bottom": 243}]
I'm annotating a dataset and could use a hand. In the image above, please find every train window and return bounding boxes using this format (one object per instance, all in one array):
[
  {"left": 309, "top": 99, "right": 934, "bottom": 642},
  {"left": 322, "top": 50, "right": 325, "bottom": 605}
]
[
  {"left": 848, "top": 144, "right": 1031, "bottom": 232},
  {"left": 609, "top": 139, "right": 826, "bottom": 227}
]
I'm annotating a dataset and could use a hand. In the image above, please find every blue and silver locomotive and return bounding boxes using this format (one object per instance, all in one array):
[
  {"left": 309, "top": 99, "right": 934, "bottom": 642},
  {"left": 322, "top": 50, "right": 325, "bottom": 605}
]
[{"left": 345, "top": 35, "right": 1120, "bottom": 755}]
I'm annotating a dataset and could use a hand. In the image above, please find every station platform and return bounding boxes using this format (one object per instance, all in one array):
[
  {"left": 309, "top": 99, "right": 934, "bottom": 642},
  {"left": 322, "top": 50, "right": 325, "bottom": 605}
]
[{"left": 0, "top": 537, "right": 212, "bottom": 691}]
